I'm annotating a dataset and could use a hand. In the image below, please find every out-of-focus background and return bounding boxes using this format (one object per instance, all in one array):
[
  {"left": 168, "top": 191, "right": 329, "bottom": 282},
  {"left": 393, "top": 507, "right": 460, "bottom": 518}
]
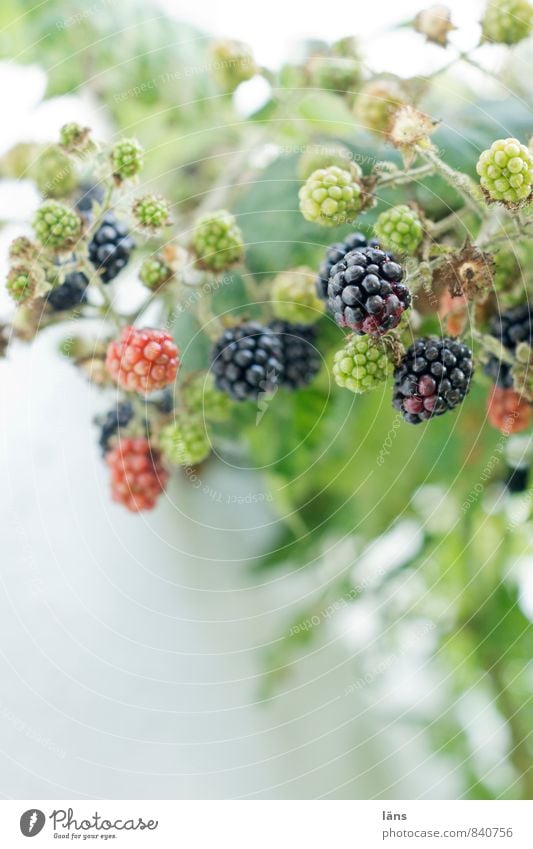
[{"left": 0, "top": 0, "right": 532, "bottom": 800}]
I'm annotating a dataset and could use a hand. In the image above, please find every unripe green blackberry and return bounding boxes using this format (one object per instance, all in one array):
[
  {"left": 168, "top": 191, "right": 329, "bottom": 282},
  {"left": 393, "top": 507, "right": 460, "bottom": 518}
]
[
  {"left": 33, "top": 200, "right": 81, "bottom": 249},
  {"left": 32, "top": 145, "right": 76, "bottom": 198},
  {"left": 139, "top": 256, "right": 173, "bottom": 290},
  {"left": 9, "top": 236, "right": 38, "bottom": 263},
  {"left": 299, "top": 165, "right": 363, "bottom": 227},
  {"left": 306, "top": 54, "right": 361, "bottom": 94},
  {"left": 59, "top": 122, "right": 92, "bottom": 154},
  {"left": 476, "top": 138, "right": 533, "bottom": 205},
  {"left": 111, "top": 137, "right": 144, "bottom": 180},
  {"left": 354, "top": 78, "right": 407, "bottom": 136},
  {"left": 182, "top": 372, "right": 232, "bottom": 422},
  {"left": 297, "top": 143, "right": 353, "bottom": 181},
  {"left": 374, "top": 205, "right": 423, "bottom": 255},
  {"left": 481, "top": 0, "right": 533, "bottom": 44},
  {"left": 132, "top": 194, "right": 171, "bottom": 231},
  {"left": 192, "top": 209, "right": 244, "bottom": 270},
  {"left": 333, "top": 335, "right": 394, "bottom": 393},
  {"left": 6, "top": 267, "right": 36, "bottom": 304},
  {"left": 271, "top": 266, "right": 325, "bottom": 325},
  {"left": 159, "top": 416, "right": 211, "bottom": 467},
  {"left": 210, "top": 39, "right": 257, "bottom": 91}
]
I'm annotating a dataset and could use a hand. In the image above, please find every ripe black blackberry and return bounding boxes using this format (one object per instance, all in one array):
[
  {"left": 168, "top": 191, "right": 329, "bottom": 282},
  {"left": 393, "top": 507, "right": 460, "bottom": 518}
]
[
  {"left": 95, "top": 401, "right": 134, "bottom": 455},
  {"left": 75, "top": 183, "right": 105, "bottom": 217},
  {"left": 316, "top": 232, "right": 381, "bottom": 300},
  {"left": 48, "top": 271, "right": 88, "bottom": 311},
  {"left": 88, "top": 213, "right": 135, "bottom": 283},
  {"left": 392, "top": 337, "right": 473, "bottom": 424},
  {"left": 210, "top": 322, "right": 284, "bottom": 401},
  {"left": 484, "top": 303, "right": 533, "bottom": 388},
  {"left": 328, "top": 246, "right": 410, "bottom": 335},
  {"left": 269, "top": 320, "right": 321, "bottom": 389}
]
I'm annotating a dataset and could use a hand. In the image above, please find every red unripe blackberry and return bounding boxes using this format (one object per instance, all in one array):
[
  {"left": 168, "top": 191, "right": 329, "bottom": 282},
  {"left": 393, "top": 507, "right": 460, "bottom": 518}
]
[
  {"left": 106, "top": 437, "right": 168, "bottom": 512},
  {"left": 487, "top": 386, "right": 531, "bottom": 434},
  {"left": 393, "top": 336, "right": 473, "bottom": 423},
  {"left": 328, "top": 245, "right": 410, "bottom": 334},
  {"left": 106, "top": 326, "right": 179, "bottom": 394}
]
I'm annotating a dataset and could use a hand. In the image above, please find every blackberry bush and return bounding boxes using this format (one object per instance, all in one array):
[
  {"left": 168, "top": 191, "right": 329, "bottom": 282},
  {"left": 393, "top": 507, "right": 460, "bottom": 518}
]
[{"left": 4, "top": 3, "right": 533, "bottom": 805}]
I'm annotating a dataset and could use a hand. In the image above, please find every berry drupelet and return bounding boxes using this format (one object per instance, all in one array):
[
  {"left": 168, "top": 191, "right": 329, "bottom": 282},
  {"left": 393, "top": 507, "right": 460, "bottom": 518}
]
[
  {"left": 47, "top": 271, "right": 89, "bottom": 311},
  {"left": 88, "top": 213, "right": 135, "bottom": 282},
  {"left": 316, "top": 232, "right": 381, "bottom": 300},
  {"left": 210, "top": 322, "right": 284, "bottom": 401},
  {"left": 327, "top": 245, "right": 410, "bottom": 335},
  {"left": 484, "top": 303, "right": 533, "bottom": 388},
  {"left": 393, "top": 337, "right": 473, "bottom": 423},
  {"left": 269, "top": 320, "right": 321, "bottom": 389}
]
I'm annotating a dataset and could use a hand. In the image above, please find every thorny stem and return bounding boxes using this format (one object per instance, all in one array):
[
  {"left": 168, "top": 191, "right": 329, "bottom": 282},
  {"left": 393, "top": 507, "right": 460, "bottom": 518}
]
[{"left": 417, "top": 146, "right": 485, "bottom": 216}]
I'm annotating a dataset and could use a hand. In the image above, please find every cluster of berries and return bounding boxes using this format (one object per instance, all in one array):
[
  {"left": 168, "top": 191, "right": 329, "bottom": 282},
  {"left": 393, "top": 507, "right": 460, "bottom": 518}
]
[{"left": 315, "top": 229, "right": 474, "bottom": 422}]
